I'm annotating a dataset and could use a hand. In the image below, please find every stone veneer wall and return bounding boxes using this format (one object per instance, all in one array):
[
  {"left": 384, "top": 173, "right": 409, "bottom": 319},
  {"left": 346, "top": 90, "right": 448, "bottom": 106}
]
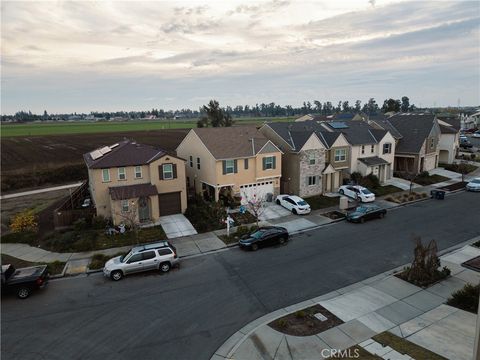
[{"left": 298, "top": 149, "right": 326, "bottom": 197}]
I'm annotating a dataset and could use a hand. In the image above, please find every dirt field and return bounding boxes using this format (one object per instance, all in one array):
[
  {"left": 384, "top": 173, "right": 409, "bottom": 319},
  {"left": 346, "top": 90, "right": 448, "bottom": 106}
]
[{"left": 1, "top": 129, "right": 189, "bottom": 191}]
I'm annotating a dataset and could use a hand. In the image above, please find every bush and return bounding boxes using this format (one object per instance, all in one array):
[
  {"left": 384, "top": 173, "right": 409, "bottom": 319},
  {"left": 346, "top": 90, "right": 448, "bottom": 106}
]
[
  {"left": 73, "top": 218, "right": 88, "bottom": 232},
  {"left": 10, "top": 210, "right": 38, "bottom": 233},
  {"left": 91, "top": 216, "right": 108, "bottom": 229},
  {"left": 0, "top": 231, "right": 37, "bottom": 245},
  {"left": 89, "top": 254, "right": 111, "bottom": 270},
  {"left": 447, "top": 283, "right": 479, "bottom": 313},
  {"left": 184, "top": 195, "right": 227, "bottom": 233},
  {"left": 350, "top": 172, "right": 363, "bottom": 184},
  {"left": 295, "top": 310, "right": 307, "bottom": 319},
  {"left": 418, "top": 171, "right": 430, "bottom": 178}
]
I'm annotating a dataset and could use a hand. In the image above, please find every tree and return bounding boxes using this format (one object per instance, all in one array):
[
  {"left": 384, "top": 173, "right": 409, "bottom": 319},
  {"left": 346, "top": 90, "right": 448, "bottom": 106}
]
[
  {"left": 115, "top": 199, "right": 140, "bottom": 243},
  {"left": 342, "top": 101, "right": 350, "bottom": 112},
  {"left": 354, "top": 100, "right": 361, "bottom": 113},
  {"left": 363, "top": 98, "right": 379, "bottom": 115},
  {"left": 242, "top": 192, "right": 266, "bottom": 227},
  {"left": 336, "top": 101, "right": 342, "bottom": 113},
  {"left": 10, "top": 210, "right": 38, "bottom": 233},
  {"left": 313, "top": 100, "right": 322, "bottom": 112},
  {"left": 382, "top": 98, "right": 401, "bottom": 113},
  {"left": 197, "top": 100, "right": 234, "bottom": 128},
  {"left": 401, "top": 96, "right": 410, "bottom": 112}
]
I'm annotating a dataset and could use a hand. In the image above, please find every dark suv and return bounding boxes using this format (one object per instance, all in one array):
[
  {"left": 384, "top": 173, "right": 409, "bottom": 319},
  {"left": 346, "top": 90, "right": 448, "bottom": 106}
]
[{"left": 238, "top": 226, "right": 289, "bottom": 251}]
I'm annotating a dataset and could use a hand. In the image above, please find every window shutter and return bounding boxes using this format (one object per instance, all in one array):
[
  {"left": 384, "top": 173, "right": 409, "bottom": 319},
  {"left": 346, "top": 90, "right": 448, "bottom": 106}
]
[
  {"left": 234, "top": 160, "right": 238, "bottom": 173},
  {"left": 262, "top": 157, "right": 266, "bottom": 170},
  {"left": 173, "top": 164, "right": 177, "bottom": 179},
  {"left": 272, "top": 156, "right": 276, "bottom": 169},
  {"left": 222, "top": 160, "right": 226, "bottom": 175},
  {"left": 159, "top": 165, "right": 163, "bottom": 180},
  {"left": 244, "top": 158, "right": 248, "bottom": 169}
]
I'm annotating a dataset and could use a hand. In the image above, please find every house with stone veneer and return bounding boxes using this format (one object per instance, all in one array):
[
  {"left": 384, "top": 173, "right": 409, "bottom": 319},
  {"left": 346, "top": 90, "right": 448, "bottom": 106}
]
[
  {"left": 176, "top": 126, "right": 282, "bottom": 204},
  {"left": 83, "top": 140, "right": 187, "bottom": 225}
]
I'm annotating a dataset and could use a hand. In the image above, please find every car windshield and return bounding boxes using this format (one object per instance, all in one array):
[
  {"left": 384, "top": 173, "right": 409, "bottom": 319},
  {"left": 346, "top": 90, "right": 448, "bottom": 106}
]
[
  {"left": 297, "top": 200, "right": 308, "bottom": 206},
  {"left": 361, "top": 189, "right": 372, "bottom": 195},
  {"left": 251, "top": 230, "right": 266, "bottom": 239},
  {"left": 356, "top": 207, "right": 369, "bottom": 213},
  {"left": 120, "top": 250, "right": 132, "bottom": 263},
  {"left": 471, "top": 179, "right": 480, "bottom": 184}
]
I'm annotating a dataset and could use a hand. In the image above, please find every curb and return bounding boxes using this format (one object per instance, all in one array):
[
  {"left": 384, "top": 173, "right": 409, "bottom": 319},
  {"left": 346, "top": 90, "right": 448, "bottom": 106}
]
[{"left": 210, "top": 235, "right": 480, "bottom": 360}]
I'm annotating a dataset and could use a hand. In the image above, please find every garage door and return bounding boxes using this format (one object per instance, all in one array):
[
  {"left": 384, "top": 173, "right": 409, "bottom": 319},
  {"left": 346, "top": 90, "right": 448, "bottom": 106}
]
[
  {"left": 240, "top": 181, "right": 274, "bottom": 205},
  {"left": 159, "top": 192, "right": 182, "bottom": 216}
]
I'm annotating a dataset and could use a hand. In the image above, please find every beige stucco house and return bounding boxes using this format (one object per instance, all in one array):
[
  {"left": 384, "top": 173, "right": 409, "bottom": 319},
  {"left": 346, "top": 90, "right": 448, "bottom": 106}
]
[
  {"left": 437, "top": 118, "right": 460, "bottom": 164},
  {"left": 176, "top": 126, "right": 282, "bottom": 204},
  {"left": 84, "top": 140, "right": 187, "bottom": 225}
]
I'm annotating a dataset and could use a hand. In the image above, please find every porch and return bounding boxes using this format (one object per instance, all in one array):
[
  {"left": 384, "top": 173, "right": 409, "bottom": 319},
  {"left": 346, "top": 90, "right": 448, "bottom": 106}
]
[{"left": 358, "top": 156, "right": 392, "bottom": 183}]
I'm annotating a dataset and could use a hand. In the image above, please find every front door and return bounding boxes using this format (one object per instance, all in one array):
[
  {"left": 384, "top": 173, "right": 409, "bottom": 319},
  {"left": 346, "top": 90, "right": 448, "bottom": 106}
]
[{"left": 138, "top": 196, "right": 150, "bottom": 223}]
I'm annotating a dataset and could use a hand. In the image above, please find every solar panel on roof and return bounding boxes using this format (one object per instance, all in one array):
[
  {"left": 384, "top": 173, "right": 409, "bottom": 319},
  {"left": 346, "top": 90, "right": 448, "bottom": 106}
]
[
  {"left": 99, "top": 146, "right": 111, "bottom": 155},
  {"left": 90, "top": 150, "right": 103, "bottom": 160},
  {"left": 329, "top": 122, "right": 349, "bottom": 129},
  {"left": 110, "top": 143, "right": 119, "bottom": 148}
]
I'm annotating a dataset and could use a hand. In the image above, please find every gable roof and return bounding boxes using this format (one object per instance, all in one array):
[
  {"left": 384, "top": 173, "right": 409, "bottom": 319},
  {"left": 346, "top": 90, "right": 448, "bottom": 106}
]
[
  {"left": 84, "top": 140, "right": 169, "bottom": 169},
  {"left": 387, "top": 114, "right": 437, "bottom": 153},
  {"left": 109, "top": 183, "right": 158, "bottom": 200},
  {"left": 192, "top": 126, "right": 280, "bottom": 159},
  {"left": 322, "top": 120, "right": 388, "bottom": 145},
  {"left": 368, "top": 115, "right": 403, "bottom": 139}
]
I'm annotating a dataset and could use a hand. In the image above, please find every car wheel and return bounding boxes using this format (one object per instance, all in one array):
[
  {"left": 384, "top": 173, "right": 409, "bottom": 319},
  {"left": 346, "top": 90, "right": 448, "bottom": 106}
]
[
  {"left": 276, "top": 199, "right": 281, "bottom": 205},
  {"left": 17, "top": 287, "right": 30, "bottom": 299},
  {"left": 159, "top": 262, "right": 171, "bottom": 273},
  {"left": 379, "top": 212, "right": 385, "bottom": 219},
  {"left": 111, "top": 270, "right": 123, "bottom": 281},
  {"left": 339, "top": 189, "right": 344, "bottom": 195},
  {"left": 251, "top": 243, "right": 259, "bottom": 251},
  {"left": 292, "top": 208, "right": 297, "bottom": 215},
  {"left": 360, "top": 217, "right": 365, "bottom": 224},
  {"left": 278, "top": 237, "right": 287, "bottom": 245}
]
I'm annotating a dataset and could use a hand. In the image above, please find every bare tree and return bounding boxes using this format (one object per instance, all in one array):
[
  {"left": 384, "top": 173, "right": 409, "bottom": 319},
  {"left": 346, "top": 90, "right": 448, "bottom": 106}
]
[
  {"left": 115, "top": 199, "right": 140, "bottom": 243},
  {"left": 242, "top": 192, "right": 266, "bottom": 227}
]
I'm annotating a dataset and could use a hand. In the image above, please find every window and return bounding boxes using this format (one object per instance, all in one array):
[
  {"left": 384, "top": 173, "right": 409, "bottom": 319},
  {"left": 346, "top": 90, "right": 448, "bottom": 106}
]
[
  {"left": 163, "top": 164, "right": 173, "bottom": 180},
  {"left": 225, "top": 159, "right": 235, "bottom": 174},
  {"left": 142, "top": 251, "right": 155, "bottom": 260},
  {"left": 383, "top": 143, "right": 392, "bottom": 154},
  {"left": 371, "top": 145, "right": 375, "bottom": 153},
  {"left": 102, "top": 169, "right": 110, "bottom": 182},
  {"left": 127, "top": 254, "right": 142, "bottom": 263},
  {"left": 118, "top": 167, "right": 126, "bottom": 180},
  {"left": 307, "top": 176, "right": 317, "bottom": 186},
  {"left": 308, "top": 153, "right": 315, "bottom": 165},
  {"left": 430, "top": 138, "right": 435, "bottom": 149},
  {"left": 189, "top": 156, "right": 193, "bottom": 167},
  {"left": 197, "top": 157, "right": 201, "bottom": 170},
  {"left": 121, "top": 200, "right": 129, "bottom": 212},
  {"left": 158, "top": 248, "right": 173, "bottom": 256},
  {"left": 263, "top": 156, "right": 275, "bottom": 170},
  {"left": 134, "top": 166, "right": 142, "bottom": 179},
  {"left": 361, "top": 146, "right": 365, "bottom": 154},
  {"left": 244, "top": 158, "right": 249, "bottom": 170},
  {"left": 334, "top": 149, "right": 347, "bottom": 162}
]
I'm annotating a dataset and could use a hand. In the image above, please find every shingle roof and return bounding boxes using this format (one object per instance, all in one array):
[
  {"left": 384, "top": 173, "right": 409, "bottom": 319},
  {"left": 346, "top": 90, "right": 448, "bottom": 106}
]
[
  {"left": 388, "top": 114, "right": 437, "bottom": 153},
  {"left": 109, "top": 183, "right": 158, "bottom": 200},
  {"left": 439, "top": 124, "right": 458, "bottom": 134},
  {"left": 368, "top": 115, "right": 403, "bottom": 139},
  {"left": 193, "top": 126, "right": 275, "bottom": 159},
  {"left": 324, "top": 121, "right": 387, "bottom": 145},
  {"left": 359, "top": 156, "right": 390, "bottom": 166},
  {"left": 84, "top": 140, "right": 167, "bottom": 169}
]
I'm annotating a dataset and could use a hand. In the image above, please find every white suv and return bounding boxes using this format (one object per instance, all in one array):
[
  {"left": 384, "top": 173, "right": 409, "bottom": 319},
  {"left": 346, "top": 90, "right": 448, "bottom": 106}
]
[
  {"left": 103, "top": 241, "right": 179, "bottom": 281},
  {"left": 339, "top": 185, "right": 375, "bottom": 203}
]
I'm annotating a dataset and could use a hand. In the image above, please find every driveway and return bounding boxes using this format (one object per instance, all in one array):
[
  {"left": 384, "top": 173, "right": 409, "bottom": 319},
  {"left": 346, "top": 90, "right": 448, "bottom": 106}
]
[
  {"left": 258, "top": 202, "right": 292, "bottom": 220},
  {"left": 157, "top": 214, "right": 197, "bottom": 238}
]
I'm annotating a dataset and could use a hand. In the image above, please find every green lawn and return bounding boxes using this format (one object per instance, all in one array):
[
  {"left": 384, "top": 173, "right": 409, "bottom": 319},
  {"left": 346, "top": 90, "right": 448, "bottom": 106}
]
[
  {"left": 304, "top": 195, "right": 339, "bottom": 210},
  {"left": 414, "top": 174, "right": 450, "bottom": 185},
  {"left": 372, "top": 185, "right": 403, "bottom": 197},
  {"left": 1, "top": 117, "right": 296, "bottom": 137}
]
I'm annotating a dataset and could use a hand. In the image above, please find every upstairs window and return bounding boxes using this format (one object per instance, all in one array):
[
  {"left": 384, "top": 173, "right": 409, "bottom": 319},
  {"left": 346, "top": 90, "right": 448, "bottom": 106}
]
[
  {"left": 244, "top": 158, "right": 249, "bottom": 170},
  {"left": 361, "top": 146, "right": 365, "bottom": 154},
  {"left": 102, "top": 169, "right": 110, "bottom": 182},
  {"left": 224, "top": 159, "right": 236, "bottom": 174},
  {"left": 430, "top": 138, "right": 435, "bottom": 149},
  {"left": 197, "top": 157, "right": 201, "bottom": 170},
  {"left": 134, "top": 166, "right": 142, "bottom": 179},
  {"left": 371, "top": 145, "right": 375, "bottom": 153},
  {"left": 263, "top": 156, "right": 276, "bottom": 170},
  {"left": 334, "top": 149, "right": 347, "bottom": 162},
  {"left": 163, "top": 164, "right": 173, "bottom": 180},
  {"left": 189, "top": 156, "right": 193, "bottom": 167},
  {"left": 383, "top": 143, "right": 392, "bottom": 154},
  {"left": 118, "top": 167, "right": 126, "bottom": 180},
  {"left": 308, "top": 153, "right": 316, "bottom": 165}
]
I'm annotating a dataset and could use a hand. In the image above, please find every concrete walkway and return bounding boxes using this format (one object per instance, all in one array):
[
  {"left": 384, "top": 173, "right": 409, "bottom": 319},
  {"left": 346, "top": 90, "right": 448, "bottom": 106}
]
[
  {"left": 212, "top": 241, "right": 480, "bottom": 360},
  {"left": 0, "top": 182, "right": 83, "bottom": 200}
]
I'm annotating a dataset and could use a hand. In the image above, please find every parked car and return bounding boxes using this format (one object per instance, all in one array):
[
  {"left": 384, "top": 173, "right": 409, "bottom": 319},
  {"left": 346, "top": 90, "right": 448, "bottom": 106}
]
[
  {"left": 338, "top": 185, "right": 375, "bottom": 203},
  {"left": 472, "top": 131, "right": 480, "bottom": 138},
  {"left": 459, "top": 134, "right": 468, "bottom": 141},
  {"left": 103, "top": 241, "right": 178, "bottom": 281},
  {"left": 466, "top": 178, "right": 480, "bottom": 192},
  {"left": 238, "top": 226, "right": 289, "bottom": 251},
  {"left": 275, "top": 195, "right": 311, "bottom": 214},
  {"left": 1, "top": 264, "right": 49, "bottom": 299},
  {"left": 346, "top": 204, "right": 386, "bottom": 223}
]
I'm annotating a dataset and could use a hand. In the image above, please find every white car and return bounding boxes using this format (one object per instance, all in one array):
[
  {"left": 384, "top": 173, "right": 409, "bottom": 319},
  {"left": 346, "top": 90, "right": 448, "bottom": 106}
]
[
  {"left": 338, "top": 185, "right": 375, "bottom": 202},
  {"left": 275, "top": 195, "right": 311, "bottom": 214},
  {"left": 472, "top": 131, "right": 480, "bottom": 138},
  {"left": 460, "top": 134, "right": 468, "bottom": 141},
  {"left": 466, "top": 178, "right": 480, "bottom": 192}
]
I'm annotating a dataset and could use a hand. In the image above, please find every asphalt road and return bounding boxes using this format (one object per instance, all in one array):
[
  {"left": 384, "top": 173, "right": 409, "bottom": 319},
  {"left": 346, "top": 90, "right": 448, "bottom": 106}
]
[{"left": 2, "top": 191, "right": 479, "bottom": 360}]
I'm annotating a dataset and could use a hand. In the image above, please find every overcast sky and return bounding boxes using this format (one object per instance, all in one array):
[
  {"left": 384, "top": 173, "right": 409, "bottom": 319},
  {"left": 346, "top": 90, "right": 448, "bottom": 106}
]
[{"left": 1, "top": 0, "right": 479, "bottom": 114}]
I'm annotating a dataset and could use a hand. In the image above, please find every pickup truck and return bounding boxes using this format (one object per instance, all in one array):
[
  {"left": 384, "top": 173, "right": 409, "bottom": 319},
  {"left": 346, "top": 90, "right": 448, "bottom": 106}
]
[{"left": 1, "top": 264, "right": 49, "bottom": 299}]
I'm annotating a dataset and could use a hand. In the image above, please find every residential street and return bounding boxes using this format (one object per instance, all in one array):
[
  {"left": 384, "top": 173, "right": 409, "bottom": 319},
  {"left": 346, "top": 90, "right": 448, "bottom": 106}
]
[{"left": 2, "top": 192, "right": 479, "bottom": 360}]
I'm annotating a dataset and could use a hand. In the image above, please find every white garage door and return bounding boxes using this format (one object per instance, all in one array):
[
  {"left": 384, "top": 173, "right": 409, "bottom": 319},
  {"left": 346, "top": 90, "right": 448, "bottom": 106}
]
[{"left": 240, "top": 181, "right": 274, "bottom": 205}]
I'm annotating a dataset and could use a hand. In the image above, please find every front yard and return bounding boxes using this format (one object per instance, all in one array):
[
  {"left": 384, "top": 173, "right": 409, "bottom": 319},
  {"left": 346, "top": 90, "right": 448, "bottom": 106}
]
[
  {"left": 303, "top": 195, "right": 338, "bottom": 210},
  {"left": 439, "top": 162, "right": 478, "bottom": 174},
  {"left": 1, "top": 254, "right": 65, "bottom": 275}
]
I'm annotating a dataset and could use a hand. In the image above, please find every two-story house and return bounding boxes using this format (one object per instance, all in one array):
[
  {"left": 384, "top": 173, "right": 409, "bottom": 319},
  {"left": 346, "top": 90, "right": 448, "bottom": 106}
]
[
  {"left": 383, "top": 114, "right": 441, "bottom": 173},
  {"left": 176, "top": 126, "right": 282, "bottom": 204},
  {"left": 83, "top": 140, "right": 187, "bottom": 225}
]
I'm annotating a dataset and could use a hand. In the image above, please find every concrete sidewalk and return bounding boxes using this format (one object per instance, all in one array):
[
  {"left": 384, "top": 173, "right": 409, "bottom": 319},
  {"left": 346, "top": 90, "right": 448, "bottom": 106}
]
[{"left": 212, "top": 241, "right": 480, "bottom": 360}]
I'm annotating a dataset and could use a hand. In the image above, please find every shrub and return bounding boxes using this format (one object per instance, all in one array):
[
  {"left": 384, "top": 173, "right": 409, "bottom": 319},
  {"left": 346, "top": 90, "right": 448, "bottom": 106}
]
[
  {"left": 350, "top": 172, "right": 363, "bottom": 184},
  {"left": 295, "top": 310, "right": 307, "bottom": 319},
  {"left": 10, "top": 210, "right": 38, "bottom": 233},
  {"left": 385, "top": 196, "right": 395, "bottom": 202},
  {"left": 421, "top": 192, "right": 428, "bottom": 198},
  {"left": 447, "top": 283, "right": 479, "bottom": 313},
  {"left": 73, "top": 218, "right": 88, "bottom": 232},
  {"left": 89, "top": 254, "right": 111, "bottom": 270},
  {"left": 277, "top": 319, "right": 287, "bottom": 328},
  {"left": 184, "top": 196, "right": 227, "bottom": 232},
  {"left": 418, "top": 171, "right": 430, "bottom": 178},
  {"left": 0, "top": 231, "right": 37, "bottom": 245},
  {"left": 91, "top": 216, "right": 108, "bottom": 229}
]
